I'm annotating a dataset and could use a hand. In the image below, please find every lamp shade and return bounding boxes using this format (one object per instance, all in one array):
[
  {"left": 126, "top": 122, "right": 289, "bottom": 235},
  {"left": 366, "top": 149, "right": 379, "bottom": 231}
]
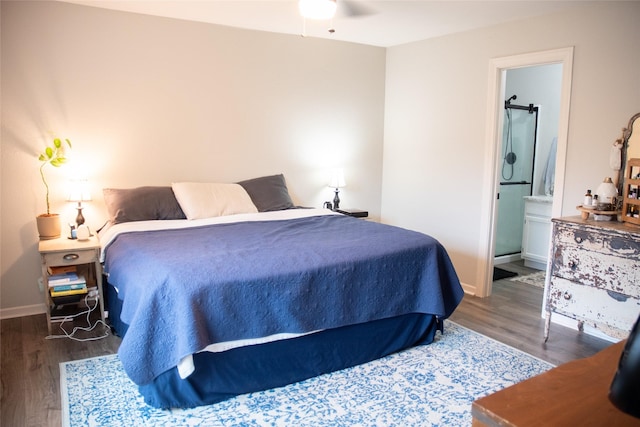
[
  {"left": 299, "top": 0, "right": 337, "bottom": 20},
  {"left": 67, "top": 179, "right": 92, "bottom": 202},
  {"left": 596, "top": 176, "right": 617, "bottom": 205},
  {"left": 328, "top": 169, "right": 346, "bottom": 189}
]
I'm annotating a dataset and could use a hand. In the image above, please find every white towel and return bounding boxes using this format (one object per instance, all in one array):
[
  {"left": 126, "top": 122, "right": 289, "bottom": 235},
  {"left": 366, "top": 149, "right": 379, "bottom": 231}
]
[{"left": 543, "top": 137, "right": 557, "bottom": 196}]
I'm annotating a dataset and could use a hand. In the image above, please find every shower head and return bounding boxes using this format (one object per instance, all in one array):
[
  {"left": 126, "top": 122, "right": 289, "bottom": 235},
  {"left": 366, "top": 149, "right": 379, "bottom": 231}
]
[{"left": 506, "top": 94, "right": 517, "bottom": 104}]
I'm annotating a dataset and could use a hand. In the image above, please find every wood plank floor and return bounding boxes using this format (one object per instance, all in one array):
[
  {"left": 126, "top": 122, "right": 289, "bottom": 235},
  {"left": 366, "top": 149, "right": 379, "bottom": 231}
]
[
  {"left": 450, "top": 261, "right": 611, "bottom": 366},
  {"left": 1, "top": 313, "right": 121, "bottom": 427},
  {"left": 1, "top": 268, "right": 612, "bottom": 426}
]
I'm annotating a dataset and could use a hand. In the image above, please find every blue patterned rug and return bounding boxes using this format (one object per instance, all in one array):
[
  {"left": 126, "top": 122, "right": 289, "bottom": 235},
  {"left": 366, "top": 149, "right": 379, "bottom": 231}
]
[{"left": 60, "top": 321, "right": 552, "bottom": 426}]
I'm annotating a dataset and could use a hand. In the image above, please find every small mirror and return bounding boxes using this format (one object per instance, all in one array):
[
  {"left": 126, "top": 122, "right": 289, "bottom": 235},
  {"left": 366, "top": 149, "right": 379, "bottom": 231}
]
[
  {"left": 619, "top": 113, "right": 640, "bottom": 224},
  {"left": 626, "top": 114, "right": 640, "bottom": 163},
  {"left": 618, "top": 113, "right": 640, "bottom": 192}
]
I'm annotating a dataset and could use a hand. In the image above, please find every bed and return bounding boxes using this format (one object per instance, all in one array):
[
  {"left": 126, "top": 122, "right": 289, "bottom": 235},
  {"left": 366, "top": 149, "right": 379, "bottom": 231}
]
[{"left": 99, "top": 175, "right": 464, "bottom": 409}]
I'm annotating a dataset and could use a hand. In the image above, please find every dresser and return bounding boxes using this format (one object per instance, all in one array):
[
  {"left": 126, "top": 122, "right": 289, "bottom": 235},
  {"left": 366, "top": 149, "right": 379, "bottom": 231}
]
[{"left": 544, "top": 217, "right": 640, "bottom": 341}]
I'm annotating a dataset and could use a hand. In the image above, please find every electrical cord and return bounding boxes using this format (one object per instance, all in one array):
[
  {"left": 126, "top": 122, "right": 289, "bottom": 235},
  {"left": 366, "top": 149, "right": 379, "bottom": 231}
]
[{"left": 45, "top": 292, "right": 110, "bottom": 341}]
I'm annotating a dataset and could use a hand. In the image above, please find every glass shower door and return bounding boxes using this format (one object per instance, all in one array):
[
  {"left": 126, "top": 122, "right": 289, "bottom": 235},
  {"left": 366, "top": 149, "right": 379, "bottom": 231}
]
[
  {"left": 495, "top": 107, "right": 537, "bottom": 257},
  {"left": 495, "top": 183, "right": 532, "bottom": 256}
]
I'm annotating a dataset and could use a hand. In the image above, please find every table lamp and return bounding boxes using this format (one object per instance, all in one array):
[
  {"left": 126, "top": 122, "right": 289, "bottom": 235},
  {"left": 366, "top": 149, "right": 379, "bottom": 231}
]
[
  {"left": 328, "top": 169, "right": 346, "bottom": 210},
  {"left": 67, "top": 179, "right": 92, "bottom": 226}
]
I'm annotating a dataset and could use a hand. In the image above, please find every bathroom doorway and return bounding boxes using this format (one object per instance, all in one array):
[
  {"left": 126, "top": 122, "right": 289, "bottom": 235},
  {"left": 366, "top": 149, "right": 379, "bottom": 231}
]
[
  {"left": 494, "top": 64, "right": 562, "bottom": 268},
  {"left": 476, "top": 47, "right": 574, "bottom": 298}
]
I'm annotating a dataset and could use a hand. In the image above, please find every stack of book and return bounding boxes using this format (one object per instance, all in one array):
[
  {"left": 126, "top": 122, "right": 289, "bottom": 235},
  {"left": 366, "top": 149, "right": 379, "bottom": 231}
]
[{"left": 48, "top": 270, "right": 87, "bottom": 305}]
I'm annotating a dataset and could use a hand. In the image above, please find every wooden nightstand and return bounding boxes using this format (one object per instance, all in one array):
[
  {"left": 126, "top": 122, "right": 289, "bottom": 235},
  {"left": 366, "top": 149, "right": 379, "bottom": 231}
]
[
  {"left": 38, "top": 235, "right": 105, "bottom": 335},
  {"left": 335, "top": 208, "right": 368, "bottom": 218}
]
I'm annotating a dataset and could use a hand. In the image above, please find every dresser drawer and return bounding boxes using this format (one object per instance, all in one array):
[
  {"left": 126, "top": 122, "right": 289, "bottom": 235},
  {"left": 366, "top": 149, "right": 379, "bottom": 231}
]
[
  {"left": 554, "top": 224, "right": 640, "bottom": 258},
  {"left": 551, "top": 226, "right": 640, "bottom": 297},
  {"left": 42, "top": 248, "right": 98, "bottom": 267},
  {"left": 550, "top": 244, "right": 640, "bottom": 297},
  {"left": 549, "top": 277, "right": 640, "bottom": 338}
]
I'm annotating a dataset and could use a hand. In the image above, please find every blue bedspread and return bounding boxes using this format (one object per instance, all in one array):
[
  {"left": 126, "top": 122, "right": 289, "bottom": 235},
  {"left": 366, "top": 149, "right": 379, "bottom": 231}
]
[{"left": 103, "top": 214, "right": 463, "bottom": 385}]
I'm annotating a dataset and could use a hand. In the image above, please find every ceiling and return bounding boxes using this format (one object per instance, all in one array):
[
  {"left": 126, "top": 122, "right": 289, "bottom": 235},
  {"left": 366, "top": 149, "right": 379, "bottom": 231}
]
[{"left": 60, "top": 0, "right": 592, "bottom": 47}]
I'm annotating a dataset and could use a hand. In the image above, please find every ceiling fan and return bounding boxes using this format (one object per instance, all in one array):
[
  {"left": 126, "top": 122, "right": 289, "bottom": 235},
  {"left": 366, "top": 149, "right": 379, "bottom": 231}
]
[
  {"left": 298, "top": 0, "right": 375, "bottom": 34},
  {"left": 298, "top": 0, "right": 375, "bottom": 20}
]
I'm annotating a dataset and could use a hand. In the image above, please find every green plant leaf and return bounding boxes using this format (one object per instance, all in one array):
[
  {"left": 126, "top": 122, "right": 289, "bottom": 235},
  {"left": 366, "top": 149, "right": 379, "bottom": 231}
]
[{"left": 38, "top": 137, "right": 73, "bottom": 215}]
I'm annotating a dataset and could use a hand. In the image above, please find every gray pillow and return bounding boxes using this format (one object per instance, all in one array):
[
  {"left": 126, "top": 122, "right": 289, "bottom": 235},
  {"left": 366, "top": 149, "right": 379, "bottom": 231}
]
[
  {"left": 237, "top": 174, "right": 295, "bottom": 212},
  {"left": 103, "top": 187, "right": 186, "bottom": 224}
]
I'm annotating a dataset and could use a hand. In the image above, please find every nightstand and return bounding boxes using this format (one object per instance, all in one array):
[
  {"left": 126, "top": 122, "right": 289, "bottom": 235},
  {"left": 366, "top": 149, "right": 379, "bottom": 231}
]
[
  {"left": 39, "top": 235, "right": 105, "bottom": 335},
  {"left": 335, "top": 208, "right": 368, "bottom": 218}
]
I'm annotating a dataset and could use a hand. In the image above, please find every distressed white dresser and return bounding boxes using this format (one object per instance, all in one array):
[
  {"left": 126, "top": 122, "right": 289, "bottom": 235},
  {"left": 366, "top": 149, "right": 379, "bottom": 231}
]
[{"left": 544, "top": 216, "right": 640, "bottom": 341}]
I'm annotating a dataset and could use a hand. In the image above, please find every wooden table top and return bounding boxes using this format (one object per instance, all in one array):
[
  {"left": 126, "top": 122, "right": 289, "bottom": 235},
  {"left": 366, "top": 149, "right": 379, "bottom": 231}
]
[{"left": 472, "top": 340, "right": 640, "bottom": 426}]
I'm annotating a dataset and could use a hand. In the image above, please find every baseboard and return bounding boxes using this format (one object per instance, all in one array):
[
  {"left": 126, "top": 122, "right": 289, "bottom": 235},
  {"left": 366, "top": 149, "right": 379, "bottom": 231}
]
[
  {"left": 0, "top": 303, "right": 46, "bottom": 320},
  {"left": 460, "top": 281, "right": 476, "bottom": 296},
  {"left": 494, "top": 254, "right": 521, "bottom": 265}
]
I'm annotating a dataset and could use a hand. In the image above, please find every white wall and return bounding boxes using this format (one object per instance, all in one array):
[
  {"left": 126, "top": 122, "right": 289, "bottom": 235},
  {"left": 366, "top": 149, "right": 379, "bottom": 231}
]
[
  {"left": 0, "top": 1, "right": 386, "bottom": 315},
  {"left": 383, "top": 2, "right": 640, "bottom": 293}
]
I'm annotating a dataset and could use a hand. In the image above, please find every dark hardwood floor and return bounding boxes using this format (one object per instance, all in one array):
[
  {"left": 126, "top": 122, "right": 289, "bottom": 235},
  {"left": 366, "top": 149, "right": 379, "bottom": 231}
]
[
  {"left": 1, "top": 266, "right": 612, "bottom": 426},
  {"left": 1, "top": 313, "right": 120, "bottom": 427},
  {"left": 450, "top": 261, "right": 611, "bottom": 366}
]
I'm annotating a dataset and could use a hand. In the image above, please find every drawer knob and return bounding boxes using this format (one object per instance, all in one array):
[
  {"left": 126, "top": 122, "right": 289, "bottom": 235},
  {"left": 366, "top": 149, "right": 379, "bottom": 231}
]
[
  {"left": 575, "top": 236, "right": 583, "bottom": 243},
  {"left": 62, "top": 253, "right": 80, "bottom": 261},
  {"left": 568, "top": 260, "right": 577, "bottom": 269},
  {"left": 563, "top": 291, "right": 572, "bottom": 300}
]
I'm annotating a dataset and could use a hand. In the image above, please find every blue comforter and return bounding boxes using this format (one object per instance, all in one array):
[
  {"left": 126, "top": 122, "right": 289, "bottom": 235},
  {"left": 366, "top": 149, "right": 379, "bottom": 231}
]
[{"left": 103, "top": 214, "right": 463, "bottom": 385}]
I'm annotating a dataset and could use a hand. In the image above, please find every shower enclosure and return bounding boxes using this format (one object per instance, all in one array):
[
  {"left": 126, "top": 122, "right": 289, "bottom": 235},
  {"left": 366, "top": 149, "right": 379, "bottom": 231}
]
[{"left": 495, "top": 98, "right": 539, "bottom": 257}]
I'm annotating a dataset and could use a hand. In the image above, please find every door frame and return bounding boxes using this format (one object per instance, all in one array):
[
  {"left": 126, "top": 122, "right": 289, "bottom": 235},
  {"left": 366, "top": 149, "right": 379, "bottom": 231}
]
[{"left": 475, "top": 47, "right": 574, "bottom": 298}]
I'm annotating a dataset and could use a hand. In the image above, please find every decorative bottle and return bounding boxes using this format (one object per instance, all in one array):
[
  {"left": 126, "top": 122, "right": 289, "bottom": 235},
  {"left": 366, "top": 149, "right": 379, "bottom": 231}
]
[{"left": 584, "top": 189, "right": 592, "bottom": 206}]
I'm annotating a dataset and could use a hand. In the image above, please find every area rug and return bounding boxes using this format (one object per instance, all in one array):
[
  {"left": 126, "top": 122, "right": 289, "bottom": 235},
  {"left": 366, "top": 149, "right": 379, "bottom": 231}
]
[
  {"left": 60, "top": 321, "right": 552, "bottom": 427},
  {"left": 510, "top": 270, "right": 546, "bottom": 288}
]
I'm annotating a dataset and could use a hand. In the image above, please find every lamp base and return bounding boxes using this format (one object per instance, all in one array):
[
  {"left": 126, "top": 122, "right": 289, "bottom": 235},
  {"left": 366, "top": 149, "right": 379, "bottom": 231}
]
[
  {"left": 333, "top": 188, "right": 340, "bottom": 210},
  {"left": 75, "top": 203, "right": 85, "bottom": 226}
]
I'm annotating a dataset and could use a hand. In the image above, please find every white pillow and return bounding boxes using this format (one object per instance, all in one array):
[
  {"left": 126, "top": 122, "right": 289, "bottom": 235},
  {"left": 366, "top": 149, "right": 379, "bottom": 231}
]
[{"left": 171, "top": 182, "right": 258, "bottom": 220}]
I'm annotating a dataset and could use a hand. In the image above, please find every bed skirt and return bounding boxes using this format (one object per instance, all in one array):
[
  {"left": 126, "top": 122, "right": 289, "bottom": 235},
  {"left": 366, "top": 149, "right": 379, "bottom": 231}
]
[{"left": 105, "top": 280, "right": 441, "bottom": 409}]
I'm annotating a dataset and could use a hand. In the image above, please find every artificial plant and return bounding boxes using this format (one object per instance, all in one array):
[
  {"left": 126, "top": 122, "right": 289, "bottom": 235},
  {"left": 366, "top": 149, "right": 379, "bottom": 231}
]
[{"left": 38, "top": 138, "right": 72, "bottom": 215}]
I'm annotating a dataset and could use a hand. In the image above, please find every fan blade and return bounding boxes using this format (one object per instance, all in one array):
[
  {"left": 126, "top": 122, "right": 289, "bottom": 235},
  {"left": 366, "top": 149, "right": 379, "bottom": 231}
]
[{"left": 339, "top": 0, "right": 376, "bottom": 18}]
